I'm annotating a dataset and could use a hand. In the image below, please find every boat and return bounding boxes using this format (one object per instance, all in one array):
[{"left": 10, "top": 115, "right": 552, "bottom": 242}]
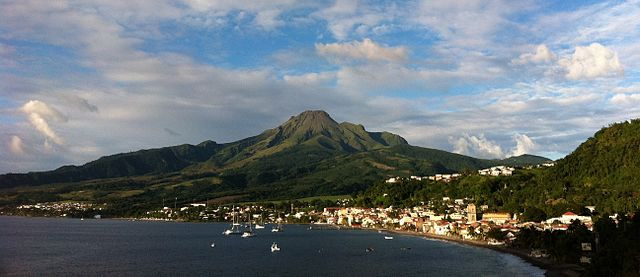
[
  {"left": 254, "top": 214, "right": 265, "bottom": 229},
  {"left": 210, "top": 242, "right": 215, "bottom": 248},
  {"left": 223, "top": 206, "right": 242, "bottom": 235},
  {"left": 365, "top": 247, "right": 374, "bottom": 252},
  {"left": 242, "top": 217, "right": 255, "bottom": 238},
  {"left": 271, "top": 242, "right": 280, "bottom": 252},
  {"left": 271, "top": 222, "right": 283, "bottom": 233},
  {"left": 384, "top": 236, "right": 394, "bottom": 240}
]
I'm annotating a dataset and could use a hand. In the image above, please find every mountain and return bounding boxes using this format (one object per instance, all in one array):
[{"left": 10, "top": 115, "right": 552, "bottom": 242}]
[
  {"left": 499, "top": 154, "right": 552, "bottom": 167},
  {"left": 541, "top": 119, "right": 640, "bottom": 212},
  {"left": 0, "top": 110, "right": 551, "bottom": 210}
]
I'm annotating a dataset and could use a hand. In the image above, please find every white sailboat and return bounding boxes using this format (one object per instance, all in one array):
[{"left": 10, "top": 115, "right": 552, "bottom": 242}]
[
  {"left": 271, "top": 223, "right": 283, "bottom": 232},
  {"left": 223, "top": 206, "right": 242, "bottom": 235},
  {"left": 242, "top": 215, "right": 255, "bottom": 238},
  {"left": 254, "top": 214, "right": 265, "bottom": 229}
]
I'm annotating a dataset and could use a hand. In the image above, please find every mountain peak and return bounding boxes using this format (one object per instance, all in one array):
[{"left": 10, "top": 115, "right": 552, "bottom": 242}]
[
  {"left": 279, "top": 110, "right": 340, "bottom": 138},
  {"left": 290, "top": 110, "right": 336, "bottom": 124}
]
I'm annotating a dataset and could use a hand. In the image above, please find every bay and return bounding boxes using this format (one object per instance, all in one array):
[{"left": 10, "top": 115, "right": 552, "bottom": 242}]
[{"left": 0, "top": 216, "right": 544, "bottom": 276}]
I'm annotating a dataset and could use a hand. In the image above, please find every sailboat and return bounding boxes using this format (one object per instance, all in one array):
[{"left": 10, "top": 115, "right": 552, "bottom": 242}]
[
  {"left": 271, "top": 242, "right": 280, "bottom": 252},
  {"left": 223, "top": 206, "right": 242, "bottom": 235},
  {"left": 271, "top": 221, "right": 283, "bottom": 233},
  {"left": 254, "top": 214, "right": 265, "bottom": 229},
  {"left": 242, "top": 217, "right": 255, "bottom": 238}
]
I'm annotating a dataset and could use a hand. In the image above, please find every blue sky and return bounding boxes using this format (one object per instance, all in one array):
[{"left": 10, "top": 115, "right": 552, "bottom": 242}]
[{"left": 1, "top": 0, "right": 639, "bottom": 173}]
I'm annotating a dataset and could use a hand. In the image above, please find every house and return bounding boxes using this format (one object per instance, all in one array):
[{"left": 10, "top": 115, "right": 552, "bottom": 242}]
[
  {"left": 482, "top": 212, "right": 512, "bottom": 224},
  {"left": 399, "top": 215, "right": 414, "bottom": 226},
  {"left": 478, "top": 166, "right": 515, "bottom": 176},
  {"left": 432, "top": 220, "right": 450, "bottom": 235},
  {"left": 545, "top": 212, "right": 592, "bottom": 224}
]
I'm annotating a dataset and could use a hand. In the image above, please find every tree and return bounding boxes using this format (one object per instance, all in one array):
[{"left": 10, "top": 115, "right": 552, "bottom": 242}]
[
  {"left": 523, "top": 207, "right": 547, "bottom": 222},
  {"left": 487, "top": 228, "right": 506, "bottom": 241}
]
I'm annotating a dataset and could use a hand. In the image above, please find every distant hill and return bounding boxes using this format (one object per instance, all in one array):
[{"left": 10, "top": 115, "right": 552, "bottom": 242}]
[
  {"left": 0, "top": 110, "right": 551, "bottom": 209},
  {"left": 499, "top": 154, "right": 552, "bottom": 167}
]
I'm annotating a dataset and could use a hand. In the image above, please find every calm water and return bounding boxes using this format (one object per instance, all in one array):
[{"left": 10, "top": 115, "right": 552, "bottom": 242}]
[{"left": 0, "top": 216, "right": 544, "bottom": 276}]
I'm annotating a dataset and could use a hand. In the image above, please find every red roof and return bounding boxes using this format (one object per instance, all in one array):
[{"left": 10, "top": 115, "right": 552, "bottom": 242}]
[{"left": 563, "top": 212, "right": 577, "bottom": 216}]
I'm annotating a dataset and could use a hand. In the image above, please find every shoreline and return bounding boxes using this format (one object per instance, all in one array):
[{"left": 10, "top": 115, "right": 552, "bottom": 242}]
[{"left": 379, "top": 228, "right": 583, "bottom": 277}]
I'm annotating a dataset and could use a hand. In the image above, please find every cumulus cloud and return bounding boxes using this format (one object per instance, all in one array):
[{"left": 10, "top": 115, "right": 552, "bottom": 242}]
[
  {"left": 560, "top": 43, "right": 623, "bottom": 80},
  {"left": 512, "top": 44, "right": 556, "bottom": 65},
  {"left": 9, "top": 135, "right": 25, "bottom": 155},
  {"left": 451, "top": 134, "right": 505, "bottom": 159},
  {"left": 316, "top": 38, "right": 408, "bottom": 63},
  {"left": 511, "top": 134, "right": 535, "bottom": 156},
  {"left": 451, "top": 133, "right": 537, "bottom": 159},
  {"left": 21, "top": 100, "right": 67, "bottom": 145}
]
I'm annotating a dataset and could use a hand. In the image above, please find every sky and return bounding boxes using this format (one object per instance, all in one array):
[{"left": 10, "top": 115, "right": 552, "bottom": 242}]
[{"left": 1, "top": 0, "right": 639, "bottom": 173}]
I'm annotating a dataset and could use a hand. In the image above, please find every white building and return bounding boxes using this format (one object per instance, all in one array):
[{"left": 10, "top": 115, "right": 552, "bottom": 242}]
[{"left": 545, "top": 212, "right": 592, "bottom": 224}]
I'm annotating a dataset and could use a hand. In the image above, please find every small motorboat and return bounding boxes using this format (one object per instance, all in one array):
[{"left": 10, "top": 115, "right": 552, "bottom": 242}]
[
  {"left": 271, "top": 242, "right": 280, "bottom": 252},
  {"left": 255, "top": 224, "right": 265, "bottom": 229},
  {"left": 242, "top": 231, "right": 255, "bottom": 238},
  {"left": 210, "top": 243, "right": 215, "bottom": 248},
  {"left": 365, "top": 247, "right": 374, "bottom": 252},
  {"left": 384, "top": 236, "right": 394, "bottom": 240}
]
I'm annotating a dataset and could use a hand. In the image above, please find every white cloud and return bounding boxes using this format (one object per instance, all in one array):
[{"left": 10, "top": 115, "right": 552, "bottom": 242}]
[
  {"left": 450, "top": 133, "right": 536, "bottom": 159},
  {"left": 313, "top": 0, "right": 389, "bottom": 40},
  {"left": 559, "top": 43, "right": 624, "bottom": 80},
  {"left": 412, "top": 1, "right": 531, "bottom": 47},
  {"left": 511, "top": 134, "right": 535, "bottom": 156},
  {"left": 611, "top": 93, "right": 640, "bottom": 106},
  {"left": 283, "top": 72, "right": 336, "bottom": 86},
  {"left": 512, "top": 44, "right": 556, "bottom": 65},
  {"left": 254, "top": 9, "right": 284, "bottom": 30},
  {"left": 9, "top": 135, "right": 25, "bottom": 155},
  {"left": 316, "top": 39, "right": 408, "bottom": 63},
  {"left": 451, "top": 134, "right": 505, "bottom": 159},
  {"left": 21, "top": 100, "right": 67, "bottom": 145},
  {"left": 182, "top": 0, "right": 298, "bottom": 30}
]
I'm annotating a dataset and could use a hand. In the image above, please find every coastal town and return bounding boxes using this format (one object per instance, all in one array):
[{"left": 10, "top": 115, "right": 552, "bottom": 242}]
[{"left": 6, "top": 164, "right": 603, "bottom": 265}]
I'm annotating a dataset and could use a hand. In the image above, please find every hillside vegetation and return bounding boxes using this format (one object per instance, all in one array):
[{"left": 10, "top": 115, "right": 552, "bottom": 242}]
[
  {"left": 357, "top": 119, "right": 640, "bottom": 217},
  {"left": 0, "top": 110, "right": 550, "bottom": 214}
]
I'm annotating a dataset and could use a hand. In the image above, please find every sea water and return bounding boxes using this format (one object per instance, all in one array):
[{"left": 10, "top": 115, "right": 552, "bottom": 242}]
[{"left": 0, "top": 217, "right": 544, "bottom": 276}]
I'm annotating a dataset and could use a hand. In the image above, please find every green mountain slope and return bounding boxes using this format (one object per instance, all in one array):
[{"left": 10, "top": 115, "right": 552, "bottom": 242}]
[
  {"left": 0, "top": 110, "right": 551, "bottom": 207},
  {"left": 499, "top": 154, "right": 552, "bottom": 167},
  {"left": 541, "top": 119, "right": 640, "bottom": 212},
  {"left": 356, "top": 119, "right": 640, "bottom": 216}
]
